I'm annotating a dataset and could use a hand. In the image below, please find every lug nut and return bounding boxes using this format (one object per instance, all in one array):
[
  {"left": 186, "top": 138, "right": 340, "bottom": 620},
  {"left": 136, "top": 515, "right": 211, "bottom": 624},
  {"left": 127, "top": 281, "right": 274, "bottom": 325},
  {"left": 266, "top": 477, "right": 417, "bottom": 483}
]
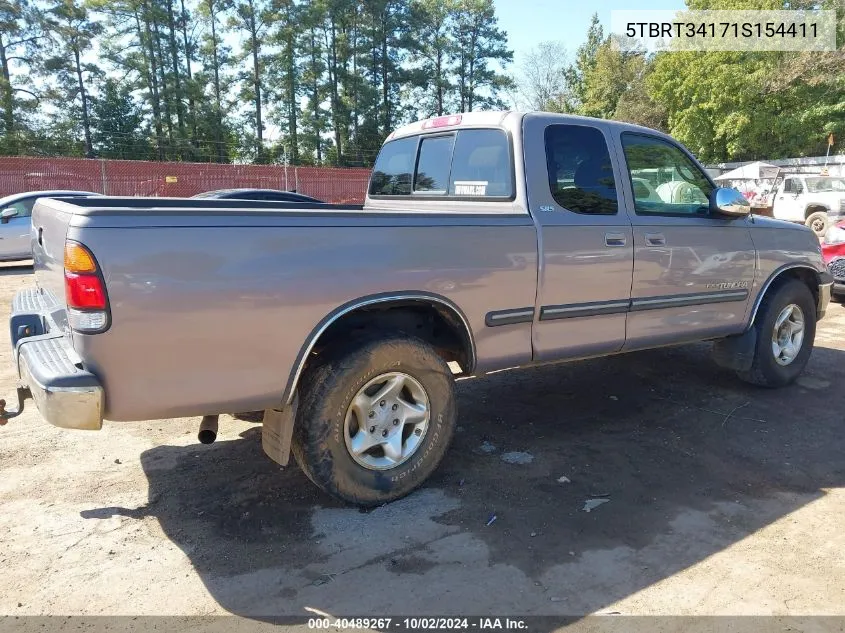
[
  {"left": 393, "top": 418, "right": 399, "bottom": 425},
  {"left": 381, "top": 429, "right": 388, "bottom": 437},
  {"left": 369, "top": 426, "right": 376, "bottom": 433},
  {"left": 392, "top": 403, "right": 398, "bottom": 411},
  {"left": 380, "top": 400, "right": 386, "bottom": 407},
  {"left": 368, "top": 411, "right": 375, "bottom": 418}
]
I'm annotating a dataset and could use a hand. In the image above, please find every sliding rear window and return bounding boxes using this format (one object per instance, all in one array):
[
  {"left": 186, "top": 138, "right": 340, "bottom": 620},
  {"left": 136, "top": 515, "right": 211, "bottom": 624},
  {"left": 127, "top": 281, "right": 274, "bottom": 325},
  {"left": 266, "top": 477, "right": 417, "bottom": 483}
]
[{"left": 369, "top": 129, "right": 513, "bottom": 199}]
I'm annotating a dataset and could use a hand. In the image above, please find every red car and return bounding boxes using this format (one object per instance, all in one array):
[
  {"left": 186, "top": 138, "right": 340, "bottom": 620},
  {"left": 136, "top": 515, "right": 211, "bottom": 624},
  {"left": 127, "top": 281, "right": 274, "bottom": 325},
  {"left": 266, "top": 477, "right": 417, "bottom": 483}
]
[{"left": 822, "top": 220, "right": 845, "bottom": 297}]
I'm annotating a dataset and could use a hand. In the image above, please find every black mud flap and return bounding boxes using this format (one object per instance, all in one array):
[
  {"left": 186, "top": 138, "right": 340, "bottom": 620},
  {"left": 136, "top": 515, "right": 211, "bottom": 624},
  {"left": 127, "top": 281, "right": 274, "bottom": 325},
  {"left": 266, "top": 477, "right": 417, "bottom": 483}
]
[
  {"left": 261, "top": 393, "right": 299, "bottom": 467},
  {"left": 712, "top": 328, "right": 756, "bottom": 372}
]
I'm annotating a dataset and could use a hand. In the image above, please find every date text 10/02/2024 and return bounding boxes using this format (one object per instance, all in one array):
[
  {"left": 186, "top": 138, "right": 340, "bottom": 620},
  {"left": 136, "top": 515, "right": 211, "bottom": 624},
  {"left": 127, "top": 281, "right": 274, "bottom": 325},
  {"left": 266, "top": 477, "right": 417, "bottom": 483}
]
[{"left": 307, "top": 618, "right": 529, "bottom": 630}]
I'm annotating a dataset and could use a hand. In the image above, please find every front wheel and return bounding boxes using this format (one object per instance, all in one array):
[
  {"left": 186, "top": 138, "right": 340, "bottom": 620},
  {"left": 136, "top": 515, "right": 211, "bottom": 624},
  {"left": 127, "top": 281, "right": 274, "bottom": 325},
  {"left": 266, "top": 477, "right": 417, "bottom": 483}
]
[
  {"left": 291, "top": 335, "right": 457, "bottom": 506},
  {"left": 737, "top": 279, "right": 816, "bottom": 387}
]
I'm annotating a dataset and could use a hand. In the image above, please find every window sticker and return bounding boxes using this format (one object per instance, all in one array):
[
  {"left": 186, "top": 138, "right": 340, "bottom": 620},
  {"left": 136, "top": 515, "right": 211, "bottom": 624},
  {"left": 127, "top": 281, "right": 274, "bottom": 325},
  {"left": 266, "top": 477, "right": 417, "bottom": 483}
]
[{"left": 453, "top": 180, "right": 488, "bottom": 196}]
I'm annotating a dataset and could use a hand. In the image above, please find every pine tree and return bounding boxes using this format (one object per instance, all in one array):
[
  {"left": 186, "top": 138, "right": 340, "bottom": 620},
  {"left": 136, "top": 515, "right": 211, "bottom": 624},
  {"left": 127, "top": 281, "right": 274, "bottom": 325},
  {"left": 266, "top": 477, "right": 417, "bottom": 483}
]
[
  {"left": 229, "top": 0, "right": 275, "bottom": 162},
  {"left": 566, "top": 12, "right": 603, "bottom": 113},
  {"left": 0, "top": 0, "right": 46, "bottom": 153},
  {"left": 91, "top": 78, "right": 152, "bottom": 159},
  {"left": 197, "top": 0, "right": 232, "bottom": 162},
  {"left": 450, "top": 0, "right": 512, "bottom": 112},
  {"left": 269, "top": 0, "right": 301, "bottom": 164},
  {"left": 299, "top": 0, "right": 327, "bottom": 164},
  {"left": 407, "top": 0, "right": 454, "bottom": 117},
  {"left": 43, "top": 0, "right": 103, "bottom": 157}
]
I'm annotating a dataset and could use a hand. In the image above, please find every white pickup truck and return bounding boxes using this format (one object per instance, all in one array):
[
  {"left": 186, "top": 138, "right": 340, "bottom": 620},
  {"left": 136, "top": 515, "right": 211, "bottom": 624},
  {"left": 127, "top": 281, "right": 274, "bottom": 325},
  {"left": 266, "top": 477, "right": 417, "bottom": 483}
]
[{"left": 771, "top": 174, "right": 845, "bottom": 236}]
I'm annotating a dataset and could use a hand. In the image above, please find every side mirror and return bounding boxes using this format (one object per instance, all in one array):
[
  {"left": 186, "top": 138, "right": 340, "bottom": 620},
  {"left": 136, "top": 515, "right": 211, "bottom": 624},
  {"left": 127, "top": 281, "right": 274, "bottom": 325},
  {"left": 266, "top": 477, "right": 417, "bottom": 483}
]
[
  {"left": 0, "top": 207, "right": 18, "bottom": 223},
  {"left": 711, "top": 187, "right": 750, "bottom": 217}
]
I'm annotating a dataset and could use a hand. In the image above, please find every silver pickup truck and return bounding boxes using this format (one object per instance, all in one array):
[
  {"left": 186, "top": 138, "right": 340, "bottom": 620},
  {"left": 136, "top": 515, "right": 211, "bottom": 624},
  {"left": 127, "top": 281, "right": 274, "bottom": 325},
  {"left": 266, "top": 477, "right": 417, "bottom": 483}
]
[{"left": 2, "top": 111, "right": 833, "bottom": 505}]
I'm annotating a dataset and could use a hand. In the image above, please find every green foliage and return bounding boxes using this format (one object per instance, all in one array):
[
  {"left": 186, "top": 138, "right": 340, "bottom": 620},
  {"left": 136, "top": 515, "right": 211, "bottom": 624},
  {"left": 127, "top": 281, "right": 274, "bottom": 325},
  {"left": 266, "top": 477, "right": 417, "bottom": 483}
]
[
  {"left": 2, "top": 0, "right": 841, "bottom": 165},
  {"left": 91, "top": 78, "right": 154, "bottom": 159},
  {"left": 581, "top": 46, "right": 646, "bottom": 120},
  {"left": 644, "top": 0, "right": 845, "bottom": 161},
  {"left": 567, "top": 13, "right": 604, "bottom": 109},
  {"left": 0, "top": 0, "right": 46, "bottom": 151},
  {"left": 406, "top": 0, "right": 457, "bottom": 117},
  {"left": 405, "top": 0, "right": 512, "bottom": 119},
  {"left": 517, "top": 5, "right": 845, "bottom": 163},
  {"left": 450, "top": 0, "right": 513, "bottom": 112},
  {"left": 42, "top": 0, "right": 103, "bottom": 156},
  {"left": 649, "top": 46, "right": 844, "bottom": 162}
]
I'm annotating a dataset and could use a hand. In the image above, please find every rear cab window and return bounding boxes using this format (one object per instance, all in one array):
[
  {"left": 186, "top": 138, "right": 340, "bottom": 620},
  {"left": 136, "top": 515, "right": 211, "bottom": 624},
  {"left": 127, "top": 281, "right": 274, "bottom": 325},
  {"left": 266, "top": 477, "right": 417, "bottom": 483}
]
[
  {"left": 415, "top": 136, "right": 454, "bottom": 193},
  {"left": 368, "top": 137, "right": 416, "bottom": 196},
  {"left": 369, "top": 128, "right": 513, "bottom": 199}
]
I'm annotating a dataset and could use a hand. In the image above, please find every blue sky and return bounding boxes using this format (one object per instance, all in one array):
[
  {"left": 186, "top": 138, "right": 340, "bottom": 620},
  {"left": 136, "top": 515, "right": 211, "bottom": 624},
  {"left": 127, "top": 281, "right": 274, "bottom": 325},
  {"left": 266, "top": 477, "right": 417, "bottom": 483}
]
[{"left": 494, "top": 0, "right": 688, "bottom": 65}]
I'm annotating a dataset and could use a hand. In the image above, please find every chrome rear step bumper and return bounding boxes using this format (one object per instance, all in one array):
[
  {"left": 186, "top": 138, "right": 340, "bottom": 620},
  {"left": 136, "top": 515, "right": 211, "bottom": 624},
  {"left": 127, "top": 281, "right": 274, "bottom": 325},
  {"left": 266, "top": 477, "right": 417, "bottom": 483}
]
[{"left": 1, "top": 287, "right": 104, "bottom": 430}]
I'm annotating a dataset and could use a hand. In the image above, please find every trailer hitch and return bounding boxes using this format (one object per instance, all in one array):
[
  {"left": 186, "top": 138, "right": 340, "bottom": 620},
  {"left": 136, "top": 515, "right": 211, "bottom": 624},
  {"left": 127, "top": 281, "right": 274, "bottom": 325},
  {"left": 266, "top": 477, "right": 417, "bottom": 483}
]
[{"left": 0, "top": 386, "right": 32, "bottom": 425}]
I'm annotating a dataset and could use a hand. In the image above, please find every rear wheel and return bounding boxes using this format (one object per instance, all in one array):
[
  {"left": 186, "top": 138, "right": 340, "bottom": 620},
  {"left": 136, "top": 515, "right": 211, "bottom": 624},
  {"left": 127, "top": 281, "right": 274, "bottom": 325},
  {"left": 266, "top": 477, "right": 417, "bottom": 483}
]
[
  {"left": 737, "top": 280, "right": 816, "bottom": 387},
  {"left": 805, "top": 211, "right": 829, "bottom": 237},
  {"left": 291, "top": 335, "right": 457, "bottom": 506}
]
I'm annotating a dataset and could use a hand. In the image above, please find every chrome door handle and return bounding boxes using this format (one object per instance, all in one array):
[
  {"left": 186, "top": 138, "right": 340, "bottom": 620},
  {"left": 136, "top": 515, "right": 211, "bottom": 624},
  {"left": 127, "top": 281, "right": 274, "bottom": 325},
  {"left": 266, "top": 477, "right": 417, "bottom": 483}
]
[
  {"left": 645, "top": 232, "right": 666, "bottom": 246},
  {"left": 605, "top": 233, "right": 627, "bottom": 247}
]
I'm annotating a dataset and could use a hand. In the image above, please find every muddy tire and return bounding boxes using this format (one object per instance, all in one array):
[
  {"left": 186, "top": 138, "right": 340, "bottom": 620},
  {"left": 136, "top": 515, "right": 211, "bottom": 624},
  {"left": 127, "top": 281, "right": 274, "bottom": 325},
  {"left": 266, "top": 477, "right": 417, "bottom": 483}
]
[
  {"left": 805, "top": 211, "right": 829, "bottom": 237},
  {"left": 737, "top": 279, "right": 816, "bottom": 387},
  {"left": 291, "top": 335, "right": 457, "bottom": 506}
]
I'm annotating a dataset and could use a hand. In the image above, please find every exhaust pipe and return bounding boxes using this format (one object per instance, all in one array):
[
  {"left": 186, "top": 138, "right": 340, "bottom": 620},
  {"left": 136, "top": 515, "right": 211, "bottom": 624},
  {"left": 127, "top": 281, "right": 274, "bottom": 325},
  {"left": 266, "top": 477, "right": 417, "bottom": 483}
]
[{"left": 198, "top": 415, "right": 219, "bottom": 444}]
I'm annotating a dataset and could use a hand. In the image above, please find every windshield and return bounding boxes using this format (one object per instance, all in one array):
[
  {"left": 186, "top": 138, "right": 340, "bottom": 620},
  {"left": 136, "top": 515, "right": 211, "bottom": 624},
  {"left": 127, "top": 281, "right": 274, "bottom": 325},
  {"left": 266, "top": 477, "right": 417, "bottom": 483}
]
[{"left": 805, "top": 177, "right": 845, "bottom": 193}]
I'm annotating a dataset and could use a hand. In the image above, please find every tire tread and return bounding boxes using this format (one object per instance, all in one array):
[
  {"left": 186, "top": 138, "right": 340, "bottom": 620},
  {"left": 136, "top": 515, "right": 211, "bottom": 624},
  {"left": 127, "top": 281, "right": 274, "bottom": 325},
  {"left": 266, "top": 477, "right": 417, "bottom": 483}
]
[
  {"left": 291, "top": 334, "right": 456, "bottom": 506},
  {"left": 737, "top": 279, "right": 816, "bottom": 387}
]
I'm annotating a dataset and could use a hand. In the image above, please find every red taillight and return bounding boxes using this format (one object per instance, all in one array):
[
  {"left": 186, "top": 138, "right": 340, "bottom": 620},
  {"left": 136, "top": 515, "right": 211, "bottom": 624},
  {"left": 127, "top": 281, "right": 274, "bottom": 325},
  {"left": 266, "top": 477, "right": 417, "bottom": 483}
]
[
  {"left": 422, "top": 114, "right": 462, "bottom": 129},
  {"left": 65, "top": 272, "right": 107, "bottom": 310},
  {"left": 63, "top": 241, "right": 109, "bottom": 332}
]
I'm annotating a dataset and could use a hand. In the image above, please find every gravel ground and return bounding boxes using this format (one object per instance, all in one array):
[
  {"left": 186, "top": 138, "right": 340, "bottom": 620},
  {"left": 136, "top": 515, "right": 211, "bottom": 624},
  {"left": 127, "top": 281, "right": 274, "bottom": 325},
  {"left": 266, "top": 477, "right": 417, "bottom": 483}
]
[{"left": 1, "top": 262, "right": 843, "bottom": 619}]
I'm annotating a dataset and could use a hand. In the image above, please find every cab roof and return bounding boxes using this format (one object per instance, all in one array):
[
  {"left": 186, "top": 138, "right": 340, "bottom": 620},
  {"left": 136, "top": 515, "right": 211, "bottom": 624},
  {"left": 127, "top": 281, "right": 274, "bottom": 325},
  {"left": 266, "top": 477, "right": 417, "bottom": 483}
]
[{"left": 386, "top": 110, "right": 670, "bottom": 142}]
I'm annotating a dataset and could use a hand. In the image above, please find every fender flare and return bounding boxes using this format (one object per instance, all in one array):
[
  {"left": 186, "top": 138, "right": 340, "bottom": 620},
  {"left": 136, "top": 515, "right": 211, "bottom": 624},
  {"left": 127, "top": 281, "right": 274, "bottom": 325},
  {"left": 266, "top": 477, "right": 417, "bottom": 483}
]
[
  {"left": 746, "top": 263, "right": 825, "bottom": 329},
  {"left": 804, "top": 204, "right": 830, "bottom": 218},
  {"left": 282, "top": 291, "right": 476, "bottom": 405}
]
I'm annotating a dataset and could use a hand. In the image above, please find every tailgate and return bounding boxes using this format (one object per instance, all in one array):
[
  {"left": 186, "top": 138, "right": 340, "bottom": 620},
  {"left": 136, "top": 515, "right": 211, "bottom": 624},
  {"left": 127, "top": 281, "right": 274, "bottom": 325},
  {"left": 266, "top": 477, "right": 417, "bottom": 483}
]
[{"left": 31, "top": 198, "right": 74, "bottom": 319}]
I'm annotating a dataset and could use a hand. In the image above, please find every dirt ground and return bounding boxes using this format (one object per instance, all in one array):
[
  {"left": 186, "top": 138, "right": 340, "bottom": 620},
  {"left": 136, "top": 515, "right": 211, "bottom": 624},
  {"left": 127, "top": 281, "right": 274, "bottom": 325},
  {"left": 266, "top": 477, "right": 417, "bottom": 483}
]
[{"left": 1, "top": 261, "right": 844, "bottom": 619}]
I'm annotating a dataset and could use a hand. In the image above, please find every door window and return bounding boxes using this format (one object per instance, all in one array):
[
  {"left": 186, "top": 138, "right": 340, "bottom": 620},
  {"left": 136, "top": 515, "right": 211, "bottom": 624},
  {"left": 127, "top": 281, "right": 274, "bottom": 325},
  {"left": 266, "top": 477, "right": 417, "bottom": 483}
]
[
  {"left": 544, "top": 125, "right": 619, "bottom": 215},
  {"left": 783, "top": 178, "right": 804, "bottom": 194},
  {"left": 4, "top": 199, "right": 35, "bottom": 218},
  {"left": 621, "top": 133, "right": 713, "bottom": 216}
]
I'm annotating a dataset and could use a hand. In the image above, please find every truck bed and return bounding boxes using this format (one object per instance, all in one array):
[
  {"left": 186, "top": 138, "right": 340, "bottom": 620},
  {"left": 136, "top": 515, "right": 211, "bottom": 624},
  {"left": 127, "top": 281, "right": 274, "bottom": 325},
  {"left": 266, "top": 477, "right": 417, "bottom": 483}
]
[{"left": 29, "top": 196, "right": 538, "bottom": 421}]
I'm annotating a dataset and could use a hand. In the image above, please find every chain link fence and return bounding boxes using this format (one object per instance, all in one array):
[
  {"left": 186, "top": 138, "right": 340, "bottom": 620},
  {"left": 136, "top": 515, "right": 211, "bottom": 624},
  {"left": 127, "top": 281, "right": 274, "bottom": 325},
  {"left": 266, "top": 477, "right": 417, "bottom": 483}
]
[{"left": 0, "top": 157, "right": 372, "bottom": 204}]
